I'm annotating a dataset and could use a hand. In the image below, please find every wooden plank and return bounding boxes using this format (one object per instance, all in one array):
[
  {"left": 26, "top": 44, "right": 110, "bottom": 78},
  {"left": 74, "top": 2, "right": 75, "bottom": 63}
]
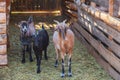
[
  {"left": 0, "top": 24, "right": 6, "bottom": 28},
  {"left": 0, "top": 54, "right": 7, "bottom": 65},
  {"left": 78, "top": 13, "right": 120, "bottom": 58},
  {"left": 0, "top": 13, "right": 6, "bottom": 23},
  {"left": 0, "top": 34, "right": 7, "bottom": 45},
  {"left": 113, "top": 0, "right": 120, "bottom": 17},
  {"left": 73, "top": 22, "right": 120, "bottom": 73},
  {"left": 0, "top": 45, "right": 6, "bottom": 54},
  {"left": 0, "top": 27, "right": 6, "bottom": 34},
  {"left": 80, "top": 3, "right": 120, "bottom": 32},
  {"left": 78, "top": 8, "right": 120, "bottom": 44},
  {"left": 89, "top": 0, "right": 109, "bottom": 8},
  {"left": 72, "top": 27, "right": 120, "bottom": 80},
  {"left": 0, "top": 2, "right": 5, "bottom": 12}
]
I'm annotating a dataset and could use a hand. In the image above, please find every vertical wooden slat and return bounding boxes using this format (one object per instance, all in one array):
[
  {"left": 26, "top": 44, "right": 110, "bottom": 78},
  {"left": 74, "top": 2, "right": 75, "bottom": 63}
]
[{"left": 109, "top": 0, "right": 114, "bottom": 16}]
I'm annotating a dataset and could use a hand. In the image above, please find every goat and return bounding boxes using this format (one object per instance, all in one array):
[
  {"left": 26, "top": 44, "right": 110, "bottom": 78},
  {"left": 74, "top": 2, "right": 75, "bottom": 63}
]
[
  {"left": 33, "top": 25, "right": 49, "bottom": 73},
  {"left": 18, "top": 16, "right": 35, "bottom": 63},
  {"left": 53, "top": 20, "right": 74, "bottom": 77}
]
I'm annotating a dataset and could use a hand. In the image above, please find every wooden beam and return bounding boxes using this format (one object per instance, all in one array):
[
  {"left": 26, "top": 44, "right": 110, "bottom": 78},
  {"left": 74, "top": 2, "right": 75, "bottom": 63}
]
[
  {"left": 80, "top": 3, "right": 120, "bottom": 32},
  {"left": 89, "top": 0, "right": 109, "bottom": 8}
]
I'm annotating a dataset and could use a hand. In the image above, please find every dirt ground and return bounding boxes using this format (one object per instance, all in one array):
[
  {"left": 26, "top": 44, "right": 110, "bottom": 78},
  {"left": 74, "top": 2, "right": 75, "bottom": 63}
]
[{"left": 0, "top": 14, "right": 113, "bottom": 80}]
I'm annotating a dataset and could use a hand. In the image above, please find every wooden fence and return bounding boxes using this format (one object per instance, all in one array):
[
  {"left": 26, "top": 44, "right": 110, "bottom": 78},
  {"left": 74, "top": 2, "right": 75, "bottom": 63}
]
[
  {"left": 64, "top": 0, "right": 120, "bottom": 80},
  {"left": 0, "top": 0, "right": 7, "bottom": 65}
]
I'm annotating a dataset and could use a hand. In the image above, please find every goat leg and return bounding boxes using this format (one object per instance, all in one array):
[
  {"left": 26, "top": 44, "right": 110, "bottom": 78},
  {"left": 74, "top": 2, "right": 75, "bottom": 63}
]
[
  {"left": 44, "top": 48, "right": 48, "bottom": 60},
  {"left": 68, "top": 58, "right": 72, "bottom": 77},
  {"left": 29, "top": 45, "right": 33, "bottom": 62},
  {"left": 21, "top": 47, "right": 25, "bottom": 63},
  {"left": 61, "top": 59, "right": 65, "bottom": 77}
]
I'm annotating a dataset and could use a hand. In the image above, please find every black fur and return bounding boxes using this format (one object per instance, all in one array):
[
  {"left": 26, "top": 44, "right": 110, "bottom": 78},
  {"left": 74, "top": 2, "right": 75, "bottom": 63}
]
[{"left": 33, "top": 26, "right": 49, "bottom": 73}]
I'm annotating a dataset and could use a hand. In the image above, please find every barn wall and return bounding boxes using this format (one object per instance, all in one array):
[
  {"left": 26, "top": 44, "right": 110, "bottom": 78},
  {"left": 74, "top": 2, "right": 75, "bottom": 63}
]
[
  {"left": 64, "top": 0, "right": 120, "bottom": 80},
  {"left": 0, "top": 0, "right": 7, "bottom": 65}
]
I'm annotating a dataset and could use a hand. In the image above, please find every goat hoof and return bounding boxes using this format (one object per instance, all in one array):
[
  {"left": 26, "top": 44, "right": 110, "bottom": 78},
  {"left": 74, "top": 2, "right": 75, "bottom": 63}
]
[
  {"left": 68, "top": 72, "right": 72, "bottom": 77},
  {"left": 37, "top": 70, "right": 41, "bottom": 73},
  {"left": 54, "top": 64, "right": 58, "bottom": 67},
  {"left": 30, "top": 59, "right": 33, "bottom": 62},
  {"left": 21, "top": 60, "right": 25, "bottom": 63},
  {"left": 45, "top": 57, "right": 48, "bottom": 60},
  {"left": 61, "top": 73, "right": 65, "bottom": 78}
]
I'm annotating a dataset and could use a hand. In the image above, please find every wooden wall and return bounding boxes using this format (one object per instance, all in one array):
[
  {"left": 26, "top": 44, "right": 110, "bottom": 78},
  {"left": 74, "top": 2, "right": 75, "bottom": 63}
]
[
  {"left": 0, "top": 0, "right": 7, "bottom": 65},
  {"left": 64, "top": 0, "right": 120, "bottom": 80},
  {"left": 11, "top": 0, "right": 61, "bottom": 11}
]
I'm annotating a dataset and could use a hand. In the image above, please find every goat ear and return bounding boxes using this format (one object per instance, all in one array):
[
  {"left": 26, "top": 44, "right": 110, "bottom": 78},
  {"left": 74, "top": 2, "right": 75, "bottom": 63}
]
[
  {"left": 54, "top": 20, "right": 59, "bottom": 24},
  {"left": 28, "top": 16, "right": 33, "bottom": 24},
  {"left": 63, "top": 19, "right": 67, "bottom": 23}
]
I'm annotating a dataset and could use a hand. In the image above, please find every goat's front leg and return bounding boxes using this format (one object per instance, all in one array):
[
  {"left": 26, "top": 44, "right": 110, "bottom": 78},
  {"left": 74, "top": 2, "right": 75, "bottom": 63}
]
[
  {"left": 22, "top": 46, "right": 25, "bottom": 63},
  {"left": 61, "top": 53, "right": 65, "bottom": 78},
  {"left": 28, "top": 45, "right": 33, "bottom": 62},
  {"left": 36, "top": 51, "right": 42, "bottom": 73},
  {"left": 68, "top": 54, "right": 72, "bottom": 77}
]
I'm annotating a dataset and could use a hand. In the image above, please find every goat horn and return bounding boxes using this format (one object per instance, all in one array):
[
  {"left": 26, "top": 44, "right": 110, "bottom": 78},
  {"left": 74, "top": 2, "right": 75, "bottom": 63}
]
[
  {"left": 54, "top": 20, "right": 59, "bottom": 24},
  {"left": 63, "top": 19, "right": 67, "bottom": 23}
]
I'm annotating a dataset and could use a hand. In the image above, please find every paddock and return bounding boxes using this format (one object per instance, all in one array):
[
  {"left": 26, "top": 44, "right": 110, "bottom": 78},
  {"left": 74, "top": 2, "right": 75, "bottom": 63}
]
[{"left": 0, "top": 0, "right": 120, "bottom": 80}]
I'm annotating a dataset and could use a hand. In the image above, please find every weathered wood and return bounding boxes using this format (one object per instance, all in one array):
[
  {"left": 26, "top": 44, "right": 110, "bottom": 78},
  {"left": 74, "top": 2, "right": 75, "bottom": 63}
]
[
  {"left": 80, "top": 3, "right": 120, "bottom": 32},
  {"left": 113, "top": 0, "right": 120, "bottom": 17},
  {"left": 0, "top": 54, "right": 7, "bottom": 65},
  {"left": 0, "top": 2, "right": 5, "bottom": 12},
  {"left": 78, "top": 8, "right": 120, "bottom": 44},
  {"left": 109, "top": 0, "right": 114, "bottom": 16},
  {"left": 73, "top": 22, "right": 120, "bottom": 73},
  {"left": 0, "top": 13, "right": 6, "bottom": 23},
  {"left": 64, "top": 0, "right": 77, "bottom": 11},
  {"left": 72, "top": 27, "right": 120, "bottom": 80},
  {"left": 0, "top": 34, "right": 7, "bottom": 45},
  {"left": 78, "top": 12, "right": 120, "bottom": 58},
  {"left": 0, "top": 28, "right": 6, "bottom": 34},
  {"left": 0, "top": 45, "right": 6, "bottom": 54},
  {"left": 89, "top": 0, "right": 109, "bottom": 8}
]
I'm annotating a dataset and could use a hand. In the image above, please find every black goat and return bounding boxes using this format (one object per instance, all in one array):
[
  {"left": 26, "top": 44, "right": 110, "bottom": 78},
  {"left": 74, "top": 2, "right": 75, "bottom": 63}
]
[{"left": 33, "top": 25, "right": 49, "bottom": 73}]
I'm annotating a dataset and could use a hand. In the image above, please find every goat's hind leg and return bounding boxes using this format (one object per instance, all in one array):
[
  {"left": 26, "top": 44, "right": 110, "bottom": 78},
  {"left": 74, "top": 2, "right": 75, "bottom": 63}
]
[
  {"left": 54, "top": 48, "right": 59, "bottom": 67},
  {"left": 44, "top": 48, "right": 48, "bottom": 60}
]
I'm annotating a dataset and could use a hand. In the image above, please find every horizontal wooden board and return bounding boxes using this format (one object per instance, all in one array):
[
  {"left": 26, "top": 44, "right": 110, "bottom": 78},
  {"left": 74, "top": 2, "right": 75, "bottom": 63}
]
[
  {"left": 0, "top": 44, "right": 6, "bottom": 54},
  {"left": 0, "top": 34, "right": 7, "bottom": 45},
  {"left": 89, "top": 0, "right": 109, "bottom": 8},
  {"left": 0, "top": 2, "right": 5, "bottom": 12},
  {"left": 0, "top": 54, "right": 7, "bottom": 65},
  {"left": 0, "top": 13, "right": 6, "bottom": 23},
  {"left": 0, "top": 24, "right": 6, "bottom": 29},
  {"left": 72, "top": 26, "right": 120, "bottom": 80},
  {"left": 78, "top": 8, "right": 120, "bottom": 44},
  {"left": 80, "top": 3, "right": 120, "bottom": 32},
  {"left": 78, "top": 15, "right": 120, "bottom": 58},
  {"left": 0, "top": 27, "right": 6, "bottom": 34},
  {"left": 73, "top": 22, "right": 120, "bottom": 73}
]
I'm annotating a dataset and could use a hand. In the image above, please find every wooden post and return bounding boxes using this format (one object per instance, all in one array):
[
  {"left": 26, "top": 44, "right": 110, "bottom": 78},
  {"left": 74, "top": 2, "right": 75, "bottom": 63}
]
[{"left": 109, "top": 0, "right": 114, "bottom": 16}]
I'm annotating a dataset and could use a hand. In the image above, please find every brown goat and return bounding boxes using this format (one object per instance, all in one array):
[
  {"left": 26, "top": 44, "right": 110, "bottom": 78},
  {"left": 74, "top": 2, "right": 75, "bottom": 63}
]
[{"left": 53, "top": 20, "right": 74, "bottom": 77}]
